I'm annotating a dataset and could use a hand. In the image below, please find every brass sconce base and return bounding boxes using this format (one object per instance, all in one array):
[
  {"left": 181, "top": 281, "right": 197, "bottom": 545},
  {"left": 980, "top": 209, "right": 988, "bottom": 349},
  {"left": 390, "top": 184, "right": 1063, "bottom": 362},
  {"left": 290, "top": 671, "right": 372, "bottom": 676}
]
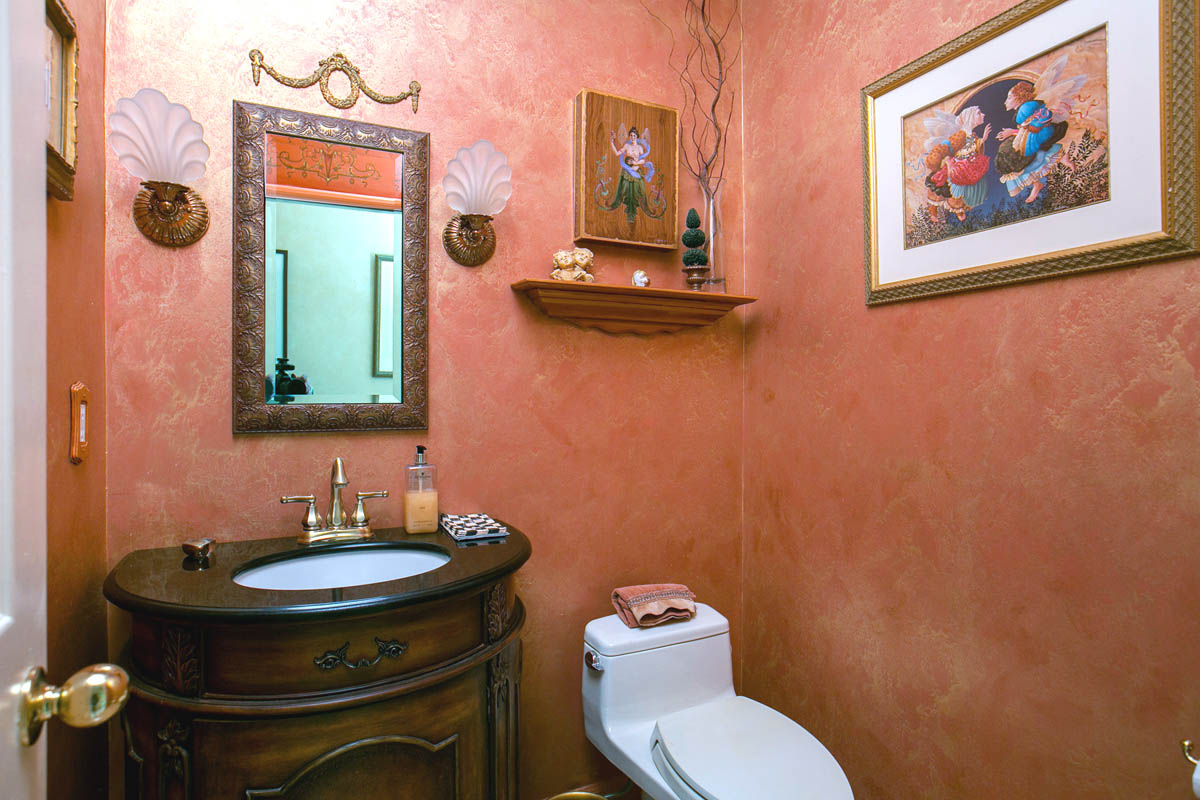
[
  {"left": 443, "top": 214, "right": 496, "bottom": 266},
  {"left": 133, "top": 180, "right": 210, "bottom": 247}
]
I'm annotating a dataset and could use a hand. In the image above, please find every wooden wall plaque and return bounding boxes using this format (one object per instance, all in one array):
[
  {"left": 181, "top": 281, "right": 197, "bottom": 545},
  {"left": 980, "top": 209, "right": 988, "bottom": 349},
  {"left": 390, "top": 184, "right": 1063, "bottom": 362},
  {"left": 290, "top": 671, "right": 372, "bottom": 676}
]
[{"left": 573, "top": 89, "right": 678, "bottom": 250}]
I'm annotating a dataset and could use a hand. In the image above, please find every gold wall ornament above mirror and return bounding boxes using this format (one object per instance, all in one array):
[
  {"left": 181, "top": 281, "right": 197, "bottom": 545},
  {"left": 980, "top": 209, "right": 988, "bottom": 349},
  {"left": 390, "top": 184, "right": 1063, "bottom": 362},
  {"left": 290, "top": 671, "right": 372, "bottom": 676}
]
[
  {"left": 232, "top": 101, "right": 429, "bottom": 433},
  {"left": 248, "top": 50, "right": 421, "bottom": 112}
]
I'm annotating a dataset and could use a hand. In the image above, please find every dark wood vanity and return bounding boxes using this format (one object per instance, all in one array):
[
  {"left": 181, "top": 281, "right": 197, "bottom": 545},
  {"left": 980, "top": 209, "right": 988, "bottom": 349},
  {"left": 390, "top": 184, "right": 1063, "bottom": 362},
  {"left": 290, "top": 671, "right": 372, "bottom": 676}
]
[{"left": 104, "top": 527, "right": 530, "bottom": 799}]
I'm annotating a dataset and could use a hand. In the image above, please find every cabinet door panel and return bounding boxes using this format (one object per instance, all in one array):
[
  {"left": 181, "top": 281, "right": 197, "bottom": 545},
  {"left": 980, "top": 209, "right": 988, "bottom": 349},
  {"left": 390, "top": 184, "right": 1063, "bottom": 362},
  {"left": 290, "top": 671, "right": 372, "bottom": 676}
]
[
  {"left": 244, "top": 734, "right": 459, "bottom": 799},
  {"left": 190, "top": 670, "right": 488, "bottom": 799}
]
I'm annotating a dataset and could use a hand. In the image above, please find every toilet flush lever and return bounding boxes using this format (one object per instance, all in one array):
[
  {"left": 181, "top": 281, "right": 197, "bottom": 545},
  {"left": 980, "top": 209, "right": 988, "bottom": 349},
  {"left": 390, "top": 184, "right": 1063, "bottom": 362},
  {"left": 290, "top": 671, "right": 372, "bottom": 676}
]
[{"left": 584, "top": 648, "right": 604, "bottom": 672}]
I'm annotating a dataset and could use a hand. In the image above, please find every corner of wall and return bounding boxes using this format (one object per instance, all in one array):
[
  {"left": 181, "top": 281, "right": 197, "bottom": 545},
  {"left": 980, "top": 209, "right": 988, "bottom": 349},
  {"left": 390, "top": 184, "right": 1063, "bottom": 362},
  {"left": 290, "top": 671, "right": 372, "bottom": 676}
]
[{"left": 735, "top": 2, "right": 749, "bottom": 696}]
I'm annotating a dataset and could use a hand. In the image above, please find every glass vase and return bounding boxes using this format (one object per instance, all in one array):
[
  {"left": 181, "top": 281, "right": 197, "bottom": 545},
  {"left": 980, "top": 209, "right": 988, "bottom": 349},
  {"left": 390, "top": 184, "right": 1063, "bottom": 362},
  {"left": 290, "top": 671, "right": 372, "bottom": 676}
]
[{"left": 703, "top": 188, "right": 724, "bottom": 290}]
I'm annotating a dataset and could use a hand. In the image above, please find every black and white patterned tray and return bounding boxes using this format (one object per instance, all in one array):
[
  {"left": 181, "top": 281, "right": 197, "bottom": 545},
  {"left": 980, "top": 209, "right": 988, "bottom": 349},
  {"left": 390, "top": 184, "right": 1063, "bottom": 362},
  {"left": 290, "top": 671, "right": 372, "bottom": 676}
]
[{"left": 440, "top": 513, "right": 509, "bottom": 541}]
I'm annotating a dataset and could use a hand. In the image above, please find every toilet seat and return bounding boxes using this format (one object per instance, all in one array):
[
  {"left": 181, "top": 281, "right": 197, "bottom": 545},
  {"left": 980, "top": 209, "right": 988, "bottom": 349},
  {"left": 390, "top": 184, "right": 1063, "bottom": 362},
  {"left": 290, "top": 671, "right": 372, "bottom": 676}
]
[{"left": 650, "top": 696, "right": 853, "bottom": 800}]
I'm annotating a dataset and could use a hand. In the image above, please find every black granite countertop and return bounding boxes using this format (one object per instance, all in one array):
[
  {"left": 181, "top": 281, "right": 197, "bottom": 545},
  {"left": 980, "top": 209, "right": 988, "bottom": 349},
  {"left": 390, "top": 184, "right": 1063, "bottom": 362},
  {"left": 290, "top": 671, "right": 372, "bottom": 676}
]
[{"left": 103, "top": 525, "right": 531, "bottom": 623}]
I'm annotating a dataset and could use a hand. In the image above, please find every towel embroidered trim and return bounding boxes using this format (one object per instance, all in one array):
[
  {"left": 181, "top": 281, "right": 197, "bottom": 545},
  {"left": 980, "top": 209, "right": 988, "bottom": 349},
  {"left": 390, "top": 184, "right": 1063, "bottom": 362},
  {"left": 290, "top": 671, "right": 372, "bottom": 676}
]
[{"left": 622, "top": 588, "right": 696, "bottom": 605}]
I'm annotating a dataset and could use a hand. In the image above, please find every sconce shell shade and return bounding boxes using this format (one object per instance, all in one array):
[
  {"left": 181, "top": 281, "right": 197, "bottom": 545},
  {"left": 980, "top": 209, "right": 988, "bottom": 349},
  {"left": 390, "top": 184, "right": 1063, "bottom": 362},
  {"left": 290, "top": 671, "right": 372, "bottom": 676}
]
[
  {"left": 109, "top": 88, "right": 211, "bottom": 247},
  {"left": 442, "top": 140, "right": 511, "bottom": 266},
  {"left": 108, "top": 88, "right": 209, "bottom": 183},
  {"left": 443, "top": 140, "right": 512, "bottom": 216}
]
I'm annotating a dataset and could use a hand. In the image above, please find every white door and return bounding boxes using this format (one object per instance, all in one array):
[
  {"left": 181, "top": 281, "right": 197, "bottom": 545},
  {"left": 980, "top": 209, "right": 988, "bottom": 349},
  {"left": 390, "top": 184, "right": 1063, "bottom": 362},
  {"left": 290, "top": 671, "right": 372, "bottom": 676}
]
[{"left": 0, "top": 0, "right": 50, "bottom": 795}]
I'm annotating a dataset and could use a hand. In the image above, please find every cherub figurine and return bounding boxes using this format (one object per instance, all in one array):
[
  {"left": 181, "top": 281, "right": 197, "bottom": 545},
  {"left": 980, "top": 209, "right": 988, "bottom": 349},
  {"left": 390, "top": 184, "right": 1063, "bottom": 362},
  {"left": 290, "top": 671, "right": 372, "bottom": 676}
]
[
  {"left": 550, "top": 247, "right": 595, "bottom": 282},
  {"left": 572, "top": 247, "right": 594, "bottom": 274}
]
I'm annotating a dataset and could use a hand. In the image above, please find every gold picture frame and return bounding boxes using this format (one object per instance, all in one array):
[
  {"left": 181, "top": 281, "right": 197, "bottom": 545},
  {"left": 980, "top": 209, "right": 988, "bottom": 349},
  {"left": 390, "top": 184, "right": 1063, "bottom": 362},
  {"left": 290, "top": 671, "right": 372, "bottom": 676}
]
[
  {"left": 862, "top": 0, "right": 1198, "bottom": 305},
  {"left": 573, "top": 89, "right": 679, "bottom": 250},
  {"left": 45, "top": 0, "right": 78, "bottom": 201}
]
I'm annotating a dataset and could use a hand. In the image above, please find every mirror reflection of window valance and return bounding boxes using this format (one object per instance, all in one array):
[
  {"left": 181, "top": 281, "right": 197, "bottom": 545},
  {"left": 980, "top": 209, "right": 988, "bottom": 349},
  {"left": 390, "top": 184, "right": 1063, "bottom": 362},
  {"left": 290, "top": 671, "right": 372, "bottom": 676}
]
[{"left": 266, "top": 134, "right": 402, "bottom": 211}]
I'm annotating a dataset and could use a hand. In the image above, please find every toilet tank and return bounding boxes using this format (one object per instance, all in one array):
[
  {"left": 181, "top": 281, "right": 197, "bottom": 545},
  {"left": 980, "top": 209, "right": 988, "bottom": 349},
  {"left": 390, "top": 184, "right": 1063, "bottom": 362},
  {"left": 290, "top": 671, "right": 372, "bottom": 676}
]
[{"left": 582, "top": 603, "right": 734, "bottom": 730}]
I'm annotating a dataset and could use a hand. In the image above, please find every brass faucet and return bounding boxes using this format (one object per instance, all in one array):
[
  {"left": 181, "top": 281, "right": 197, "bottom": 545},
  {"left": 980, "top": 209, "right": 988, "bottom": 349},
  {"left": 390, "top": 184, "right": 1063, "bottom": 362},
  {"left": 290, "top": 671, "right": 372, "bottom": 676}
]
[
  {"left": 327, "top": 456, "right": 349, "bottom": 529},
  {"left": 281, "top": 457, "right": 389, "bottom": 545}
]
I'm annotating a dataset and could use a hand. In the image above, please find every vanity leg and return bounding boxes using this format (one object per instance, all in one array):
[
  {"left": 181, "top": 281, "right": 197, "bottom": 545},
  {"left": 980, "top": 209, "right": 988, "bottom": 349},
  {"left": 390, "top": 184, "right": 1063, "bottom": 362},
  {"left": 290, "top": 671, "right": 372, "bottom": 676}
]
[
  {"left": 487, "top": 639, "right": 521, "bottom": 800},
  {"left": 121, "top": 711, "right": 145, "bottom": 800}
]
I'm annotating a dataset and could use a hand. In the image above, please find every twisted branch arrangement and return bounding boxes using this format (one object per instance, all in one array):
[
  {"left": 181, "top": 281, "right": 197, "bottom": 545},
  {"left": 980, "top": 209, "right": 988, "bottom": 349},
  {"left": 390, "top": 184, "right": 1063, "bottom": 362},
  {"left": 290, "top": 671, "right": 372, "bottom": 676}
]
[{"left": 643, "top": 0, "right": 741, "bottom": 206}]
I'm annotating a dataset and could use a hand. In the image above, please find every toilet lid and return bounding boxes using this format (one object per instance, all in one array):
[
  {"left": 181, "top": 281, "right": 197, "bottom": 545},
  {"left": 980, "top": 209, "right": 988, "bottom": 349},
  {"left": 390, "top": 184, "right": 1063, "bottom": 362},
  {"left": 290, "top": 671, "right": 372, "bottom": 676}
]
[{"left": 652, "top": 696, "right": 853, "bottom": 800}]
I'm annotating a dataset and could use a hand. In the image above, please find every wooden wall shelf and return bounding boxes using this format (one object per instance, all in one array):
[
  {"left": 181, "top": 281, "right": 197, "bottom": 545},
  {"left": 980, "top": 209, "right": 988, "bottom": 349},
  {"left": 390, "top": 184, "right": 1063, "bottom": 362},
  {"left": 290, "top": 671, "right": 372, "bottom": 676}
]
[{"left": 511, "top": 279, "right": 756, "bottom": 334}]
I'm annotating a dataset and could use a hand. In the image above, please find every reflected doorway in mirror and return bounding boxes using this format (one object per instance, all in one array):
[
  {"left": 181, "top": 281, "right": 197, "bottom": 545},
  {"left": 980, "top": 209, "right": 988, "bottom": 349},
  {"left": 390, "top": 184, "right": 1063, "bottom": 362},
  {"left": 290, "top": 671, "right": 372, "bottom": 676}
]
[{"left": 373, "top": 254, "right": 394, "bottom": 378}]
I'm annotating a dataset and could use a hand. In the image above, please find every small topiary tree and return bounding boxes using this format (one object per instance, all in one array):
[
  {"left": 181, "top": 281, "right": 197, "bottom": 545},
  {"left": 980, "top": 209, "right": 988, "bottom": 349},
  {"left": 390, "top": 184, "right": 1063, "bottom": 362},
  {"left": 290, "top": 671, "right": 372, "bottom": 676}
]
[
  {"left": 682, "top": 208, "right": 708, "bottom": 264},
  {"left": 681, "top": 207, "right": 709, "bottom": 289}
]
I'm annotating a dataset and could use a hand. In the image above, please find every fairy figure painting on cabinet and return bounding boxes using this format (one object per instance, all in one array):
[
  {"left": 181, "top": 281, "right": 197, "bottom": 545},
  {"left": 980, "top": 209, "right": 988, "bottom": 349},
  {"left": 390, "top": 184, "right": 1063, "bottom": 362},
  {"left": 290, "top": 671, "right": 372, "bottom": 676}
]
[
  {"left": 902, "top": 26, "right": 1109, "bottom": 249},
  {"left": 600, "top": 125, "right": 667, "bottom": 226},
  {"left": 574, "top": 90, "right": 678, "bottom": 249}
]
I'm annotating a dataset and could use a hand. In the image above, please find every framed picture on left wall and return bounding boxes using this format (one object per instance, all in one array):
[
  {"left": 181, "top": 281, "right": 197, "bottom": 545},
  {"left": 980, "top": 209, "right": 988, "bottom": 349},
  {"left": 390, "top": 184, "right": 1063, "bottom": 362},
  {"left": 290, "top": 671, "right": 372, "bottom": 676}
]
[{"left": 45, "top": 0, "right": 78, "bottom": 201}]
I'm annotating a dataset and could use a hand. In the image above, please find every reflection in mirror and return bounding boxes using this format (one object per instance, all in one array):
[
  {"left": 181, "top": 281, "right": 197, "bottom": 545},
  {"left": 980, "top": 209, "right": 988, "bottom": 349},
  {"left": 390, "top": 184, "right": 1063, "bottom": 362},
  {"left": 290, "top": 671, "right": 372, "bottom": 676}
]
[
  {"left": 264, "top": 201, "right": 399, "bottom": 401},
  {"left": 264, "top": 132, "right": 401, "bottom": 403},
  {"left": 233, "top": 102, "right": 429, "bottom": 432},
  {"left": 373, "top": 254, "right": 394, "bottom": 378}
]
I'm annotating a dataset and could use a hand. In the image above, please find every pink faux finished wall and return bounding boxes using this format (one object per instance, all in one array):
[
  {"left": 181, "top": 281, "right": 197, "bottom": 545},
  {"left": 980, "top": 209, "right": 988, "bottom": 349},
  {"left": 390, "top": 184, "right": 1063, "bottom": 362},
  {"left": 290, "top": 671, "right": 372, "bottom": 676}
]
[
  {"left": 46, "top": 0, "right": 107, "bottom": 796},
  {"left": 741, "top": 2, "right": 1200, "bottom": 799},
  {"left": 103, "top": 1, "right": 745, "bottom": 796}
]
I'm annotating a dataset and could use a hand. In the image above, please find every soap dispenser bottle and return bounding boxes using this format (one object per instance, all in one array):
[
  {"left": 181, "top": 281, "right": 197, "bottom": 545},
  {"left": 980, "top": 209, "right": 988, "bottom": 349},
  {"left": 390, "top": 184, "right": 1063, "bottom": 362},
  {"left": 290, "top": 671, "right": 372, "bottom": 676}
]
[{"left": 404, "top": 445, "right": 439, "bottom": 534}]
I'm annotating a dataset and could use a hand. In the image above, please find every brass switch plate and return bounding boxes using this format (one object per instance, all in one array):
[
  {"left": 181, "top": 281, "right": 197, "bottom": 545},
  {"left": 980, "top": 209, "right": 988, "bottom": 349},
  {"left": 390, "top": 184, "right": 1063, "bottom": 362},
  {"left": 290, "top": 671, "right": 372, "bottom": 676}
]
[{"left": 68, "top": 381, "right": 89, "bottom": 464}]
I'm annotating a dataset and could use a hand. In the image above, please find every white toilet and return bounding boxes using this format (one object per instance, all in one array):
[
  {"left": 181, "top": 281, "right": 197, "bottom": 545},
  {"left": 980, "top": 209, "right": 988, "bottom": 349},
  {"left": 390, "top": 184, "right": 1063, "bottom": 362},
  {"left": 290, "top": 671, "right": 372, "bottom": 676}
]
[{"left": 582, "top": 603, "right": 854, "bottom": 800}]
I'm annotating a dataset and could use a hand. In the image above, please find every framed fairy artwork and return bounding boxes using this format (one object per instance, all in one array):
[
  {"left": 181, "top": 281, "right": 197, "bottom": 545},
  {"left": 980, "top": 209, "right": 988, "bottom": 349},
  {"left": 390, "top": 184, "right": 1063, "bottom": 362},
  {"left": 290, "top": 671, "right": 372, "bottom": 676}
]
[
  {"left": 862, "top": 0, "right": 1198, "bottom": 304},
  {"left": 574, "top": 89, "right": 679, "bottom": 250}
]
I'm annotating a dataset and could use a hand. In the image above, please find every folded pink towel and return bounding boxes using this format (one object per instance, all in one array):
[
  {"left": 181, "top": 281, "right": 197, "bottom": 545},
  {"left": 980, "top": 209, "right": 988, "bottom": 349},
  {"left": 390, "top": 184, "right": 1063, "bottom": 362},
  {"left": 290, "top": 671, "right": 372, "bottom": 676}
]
[{"left": 611, "top": 584, "right": 697, "bottom": 629}]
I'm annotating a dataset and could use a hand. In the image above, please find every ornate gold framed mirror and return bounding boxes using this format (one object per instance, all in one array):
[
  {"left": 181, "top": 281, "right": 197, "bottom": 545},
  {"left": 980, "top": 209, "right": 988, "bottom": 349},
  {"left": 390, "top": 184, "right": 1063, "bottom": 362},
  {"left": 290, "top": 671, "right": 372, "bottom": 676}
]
[{"left": 232, "top": 101, "right": 429, "bottom": 432}]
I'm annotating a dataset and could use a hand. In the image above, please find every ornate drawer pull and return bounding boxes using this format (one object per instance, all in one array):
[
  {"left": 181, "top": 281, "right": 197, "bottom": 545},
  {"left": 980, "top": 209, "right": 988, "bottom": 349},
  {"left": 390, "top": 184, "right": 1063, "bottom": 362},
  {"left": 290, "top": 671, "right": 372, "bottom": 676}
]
[{"left": 314, "top": 638, "right": 408, "bottom": 671}]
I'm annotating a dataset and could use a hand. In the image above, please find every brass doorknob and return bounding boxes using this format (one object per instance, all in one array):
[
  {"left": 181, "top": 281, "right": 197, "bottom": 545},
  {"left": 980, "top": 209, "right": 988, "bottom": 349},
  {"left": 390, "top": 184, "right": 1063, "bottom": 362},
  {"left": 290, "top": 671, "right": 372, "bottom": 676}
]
[{"left": 18, "top": 663, "right": 129, "bottom": 746}]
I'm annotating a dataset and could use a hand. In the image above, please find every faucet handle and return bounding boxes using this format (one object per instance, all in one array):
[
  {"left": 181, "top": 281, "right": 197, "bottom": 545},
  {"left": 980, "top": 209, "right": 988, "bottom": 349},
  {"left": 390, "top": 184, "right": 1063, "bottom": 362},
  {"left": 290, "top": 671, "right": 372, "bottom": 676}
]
[
  {"left": 281, "top": 495, "right": 323, "bottom": 532},
  {"left": 350, "top": 490, "right": 389, "bottom": 528}
]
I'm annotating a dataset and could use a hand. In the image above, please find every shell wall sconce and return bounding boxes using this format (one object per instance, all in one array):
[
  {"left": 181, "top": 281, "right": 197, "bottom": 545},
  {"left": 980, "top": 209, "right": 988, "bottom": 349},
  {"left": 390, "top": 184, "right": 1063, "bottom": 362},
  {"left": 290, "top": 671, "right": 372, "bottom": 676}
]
[
  {"left": 108, "top": 88, "right": 211, "bottom": 247},
  {"left": 442, "top": 140, "right": 512, "bottom": 266}
]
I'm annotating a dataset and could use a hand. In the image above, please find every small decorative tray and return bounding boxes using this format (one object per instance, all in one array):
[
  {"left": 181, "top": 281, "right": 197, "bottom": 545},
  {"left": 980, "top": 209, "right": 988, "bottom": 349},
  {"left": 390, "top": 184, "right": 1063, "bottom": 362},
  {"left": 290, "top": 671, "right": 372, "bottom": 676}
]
[{"left": 441, "top": 513, "right": 509, "bottom": 542}]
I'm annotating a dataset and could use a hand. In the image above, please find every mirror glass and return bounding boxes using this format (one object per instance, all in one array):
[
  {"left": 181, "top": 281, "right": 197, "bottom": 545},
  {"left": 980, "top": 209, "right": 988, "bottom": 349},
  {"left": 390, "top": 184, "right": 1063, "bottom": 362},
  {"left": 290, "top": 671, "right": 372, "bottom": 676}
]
[
  {"left": 233, "top": 102, "right": 429, "bottom": 433},
  {"left": 263, "top": 132, "right": 402, "bottom": 404}
]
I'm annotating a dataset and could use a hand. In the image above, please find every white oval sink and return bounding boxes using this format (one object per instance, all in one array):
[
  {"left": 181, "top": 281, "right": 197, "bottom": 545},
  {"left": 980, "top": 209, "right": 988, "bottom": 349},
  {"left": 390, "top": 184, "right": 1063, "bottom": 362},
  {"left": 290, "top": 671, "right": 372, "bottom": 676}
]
[{"left": 234, "top": 547, "right": 450, "bottom": 591}]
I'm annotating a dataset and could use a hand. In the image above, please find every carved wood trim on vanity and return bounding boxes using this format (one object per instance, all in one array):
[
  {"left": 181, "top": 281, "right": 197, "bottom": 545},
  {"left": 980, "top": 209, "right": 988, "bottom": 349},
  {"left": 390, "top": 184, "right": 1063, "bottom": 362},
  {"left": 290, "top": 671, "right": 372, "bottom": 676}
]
[
  {"left": 488, "top": 641, "right": 521, "bottom": 800},
  {"left": 156, "top": 716, "right": 192, "bottom": 800},
  {"left": 484, "top": 578, "right": 520, "bottom": 798},
  {"left": 161, "top": 624, "right": 201, "bottom": 696},
  {"left": 485, "top": 580, "right": 509, "bottom": 643}
]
